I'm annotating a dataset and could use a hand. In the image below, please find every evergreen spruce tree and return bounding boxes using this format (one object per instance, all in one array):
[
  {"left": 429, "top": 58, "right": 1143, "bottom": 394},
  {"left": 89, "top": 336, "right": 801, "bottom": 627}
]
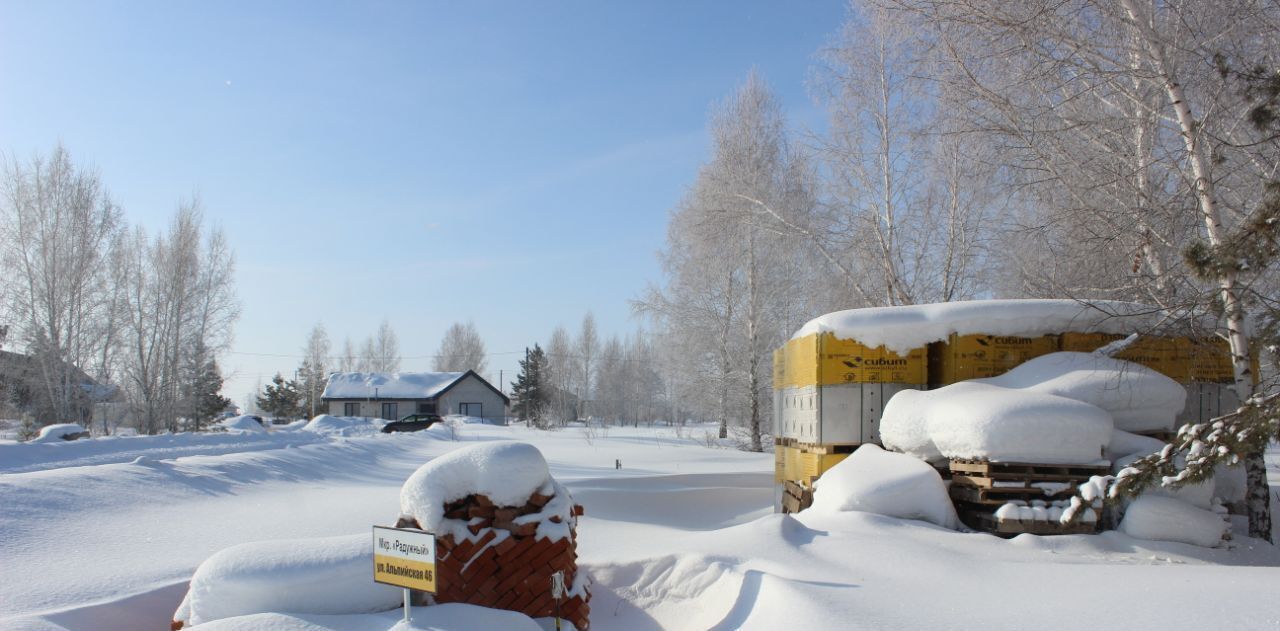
[
  {"left": 190, "top": 356, "right": 231, "bottom": 431},
  {"left": 255, "top": 373, "right": 302, "bottom": 421},
  {"left": 510, "top": 345, "right": 550, "bottom": 428}
]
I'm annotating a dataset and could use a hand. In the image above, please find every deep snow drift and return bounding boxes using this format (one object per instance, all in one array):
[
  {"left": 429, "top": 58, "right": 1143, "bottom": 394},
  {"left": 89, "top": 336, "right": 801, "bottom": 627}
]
[
  {"left": 808, "top": 444, "right": 958, "bottom": 529},
  {"left": 1, "top": 421, "right": 1278, "bottom": 630}
]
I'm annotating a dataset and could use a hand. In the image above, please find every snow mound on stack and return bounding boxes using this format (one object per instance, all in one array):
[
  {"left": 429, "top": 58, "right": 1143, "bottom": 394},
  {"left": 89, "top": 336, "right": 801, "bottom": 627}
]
[
  {"left": 27, "top": 423, "right": 88, "bottom": 443},
  {"left": 985, "top": 352, "right": 1185, "bottom": 432},
  {"left": 1118, "top": 495, "right": 1229, "bottom": 547},
  {"left": 220, "top": 416, "right": 267, "bottom": 433},
  {"left": 926, "top": 383, "right": 1113, "bottom": 465},
  {"left": 808, "top": 444, "right": 959, "bottom": 529},
  {"left": 175, "top": 534, "right": 401, "bottom": 627},
  {"left": 878, "top": 388, "right": 944, "bottom": 462},
  {"left": 882, "top": 352, "right": 1185, "bottom": 464},
  {"left": 400, "top": 442, "right": 571, "bottom": 541}
]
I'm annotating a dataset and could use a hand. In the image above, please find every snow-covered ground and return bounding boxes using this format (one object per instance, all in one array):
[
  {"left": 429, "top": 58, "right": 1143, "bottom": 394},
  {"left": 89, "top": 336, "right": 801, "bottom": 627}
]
[{"left": 2, "top": 422, "right": 1279, "bottom": 630}]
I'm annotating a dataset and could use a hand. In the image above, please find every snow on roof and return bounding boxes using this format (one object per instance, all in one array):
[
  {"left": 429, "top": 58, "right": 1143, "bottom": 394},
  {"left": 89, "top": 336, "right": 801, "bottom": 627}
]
[
  {"left": 321, "top": 371, "right": 466, "bottom": 400},
  {"left": 792, "top": 299, "right": 1168, "bottom": 351}
]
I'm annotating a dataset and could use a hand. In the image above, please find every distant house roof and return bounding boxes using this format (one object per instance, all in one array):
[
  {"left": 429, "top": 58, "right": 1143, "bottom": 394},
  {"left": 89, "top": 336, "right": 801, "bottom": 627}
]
[{"left": 321, "top": 371, "right": 510, "bottom": 404}]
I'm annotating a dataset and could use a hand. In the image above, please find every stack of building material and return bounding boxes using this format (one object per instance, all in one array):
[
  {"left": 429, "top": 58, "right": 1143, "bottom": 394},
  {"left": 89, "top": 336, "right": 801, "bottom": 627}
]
[{"left": 397, "top": 490, "right": 589, "bottom": 630}]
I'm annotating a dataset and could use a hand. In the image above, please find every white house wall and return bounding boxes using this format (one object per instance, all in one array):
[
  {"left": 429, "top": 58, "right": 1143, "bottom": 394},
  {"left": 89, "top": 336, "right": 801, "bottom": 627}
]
[
  {"left": 327, "top": 400, "right": 423, "bottom": 418},
  {"left": 438, "top": 376, "right": 508, "bottom": 421}
]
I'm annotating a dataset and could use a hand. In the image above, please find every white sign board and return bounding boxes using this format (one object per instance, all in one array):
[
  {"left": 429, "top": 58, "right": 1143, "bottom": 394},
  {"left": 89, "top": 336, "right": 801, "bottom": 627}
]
[{"left": 372, "top": 526, "right": 437, "bottom": 593}]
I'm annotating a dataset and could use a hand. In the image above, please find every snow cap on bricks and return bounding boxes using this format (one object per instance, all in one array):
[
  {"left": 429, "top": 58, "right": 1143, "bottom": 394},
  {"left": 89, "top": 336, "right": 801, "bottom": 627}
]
[{"left": 400, "top": 441, "right": 552, "bottom": 536}]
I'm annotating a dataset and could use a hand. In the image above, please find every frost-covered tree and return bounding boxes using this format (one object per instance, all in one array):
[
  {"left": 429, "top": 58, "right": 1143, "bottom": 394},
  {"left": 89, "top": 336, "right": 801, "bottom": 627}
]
[
  {"left": 433, "top": 321, "right": 487, "bottom": 374},
  {"left": 0, "top": 145, "right": 121, "bottom": 426},
  {"left": 545, "top": 325, "right": 578, "bottom": 424},
  {"left": 297, "top": 323, "right": 330, "bottom": 419},
  {"left": 575, "top": 313, "right": 599, "bottom": 409},
  {"left": 638, "top": 71, "right": 809, "bottom": 449},
  {"left": 358, "top": 319, "right": 400, "bottom": 373},
  {"left": 805, "top": 6, "right": 996, "bottom": 306},
  {"left": 338, "top": 337, "right": 356, "bottom": 373},
  {"left": 115, "top": 202, "right": 238, "bottom": 434}
]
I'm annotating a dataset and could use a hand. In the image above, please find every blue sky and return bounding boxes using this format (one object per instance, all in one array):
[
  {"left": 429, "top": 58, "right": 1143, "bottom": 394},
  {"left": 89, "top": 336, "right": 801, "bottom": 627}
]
[{"left": 0, "top": 1, "right": 846, "bottom": 407}]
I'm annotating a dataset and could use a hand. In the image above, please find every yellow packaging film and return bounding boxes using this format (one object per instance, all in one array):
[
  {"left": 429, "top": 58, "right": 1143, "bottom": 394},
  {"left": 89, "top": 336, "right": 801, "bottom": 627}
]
[
  {"left": 817, "top": 334, "right": 927, "bottom": 385},
  {"left": 776, "top": 335, "right": 820, "bottom": 390},
  {"left": 1059, "top": 333, "right": 1193, "bottom": 382},
  {"left": 772, "top": 348, "right": 786, "bottom": 391},
  {"left": 800, "top": 450, "right": 849, "bottom": 483},
  {"left": 932, "top": 333, "right": 1059, "bottom": 384}
]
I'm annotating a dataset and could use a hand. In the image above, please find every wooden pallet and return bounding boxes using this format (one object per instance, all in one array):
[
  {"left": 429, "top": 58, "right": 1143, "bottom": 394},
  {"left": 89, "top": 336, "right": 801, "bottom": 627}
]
[
  {"left": 949, "top": 458, "right": 1111, "bottom": 480},
  {"left": 781, "top": 480, "right": 813, "bottom": 514},
  {"left": 949, "top": 484, "right": 1074, "bottom": 507},
  {"left": 963, "top": 511, "right": 1100, "bottom": 537},
  {"left": 794, "top": 442, "right": 861, "bottom": 455}
]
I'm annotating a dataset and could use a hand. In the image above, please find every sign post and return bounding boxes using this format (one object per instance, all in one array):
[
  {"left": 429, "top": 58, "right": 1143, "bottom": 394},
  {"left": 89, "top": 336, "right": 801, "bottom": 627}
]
[{"left": 373, "top": 526, "right": 437, "bottom": 622}]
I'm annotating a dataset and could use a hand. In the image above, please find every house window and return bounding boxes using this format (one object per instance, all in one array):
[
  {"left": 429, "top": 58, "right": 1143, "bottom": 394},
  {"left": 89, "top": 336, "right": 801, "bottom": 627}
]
[
  {"left": 418, "top": 401, "right": 437, "bottom": 414},
  {"left": 381, "top": 402, "right": 398, "bottom": 420},
  {"left": 459, "top": 402, "right": 482, "bottom": 418},
  {"left": 344, "top": 402, "right": 360, "bottom": 416}
]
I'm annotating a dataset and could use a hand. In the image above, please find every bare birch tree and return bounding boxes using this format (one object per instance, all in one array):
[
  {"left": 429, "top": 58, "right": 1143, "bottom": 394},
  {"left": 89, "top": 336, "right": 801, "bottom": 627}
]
[
  {"left": 639, "top": 71, "right": 813, "bottom": 449},
  {"left": 115, "top": 202, "right": 238, "bottom": 433},
  {"left": 0, "top": 145, "right": 121, "bottom": 426},
  {"left": 545, "top": 325, "right": 577, "bottom": 424},
  {"left": 575, "top": 313, "right": 599, "bottom": 412},
  {"left": 298, "top": 323, "right": 330, "bottom": 418},
  {"left": 433, "top": 321, "right": 487, "bottom": 373},
  {"left": 371, "top": 319, "right": 401, "bottom": 373}
]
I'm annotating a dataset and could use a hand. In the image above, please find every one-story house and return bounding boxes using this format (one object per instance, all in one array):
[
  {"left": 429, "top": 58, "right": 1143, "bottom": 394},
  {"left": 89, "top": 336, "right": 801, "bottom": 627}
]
[{"left": 321, "top": 371, "right": 509, "bottom": 423}]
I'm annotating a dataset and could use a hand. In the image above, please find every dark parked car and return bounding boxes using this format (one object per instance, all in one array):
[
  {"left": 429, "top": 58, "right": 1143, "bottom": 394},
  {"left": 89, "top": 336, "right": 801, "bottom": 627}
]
[{"left": 381, "top": 414, "right": 443, "bottom": 433}]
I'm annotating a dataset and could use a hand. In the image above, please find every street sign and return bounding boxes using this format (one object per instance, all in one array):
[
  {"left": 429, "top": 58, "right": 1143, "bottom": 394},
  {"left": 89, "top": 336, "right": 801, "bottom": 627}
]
[{"left": 373, "top": 526, "right": 437, "bottom": 593}]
